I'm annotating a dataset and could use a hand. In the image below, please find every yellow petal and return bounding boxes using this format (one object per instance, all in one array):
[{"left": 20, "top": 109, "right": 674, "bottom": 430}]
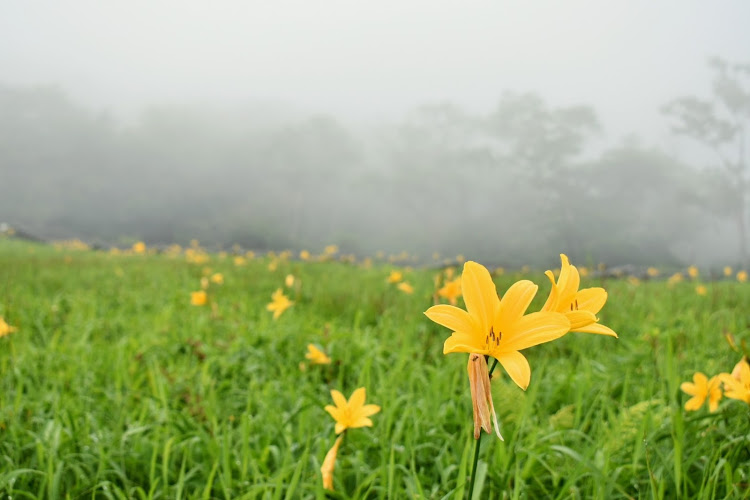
[
  {"left": 680, "top": 382, "right": 697, "bottom": 396},
  {"left": 331, "top": 390, "right": 347, "bottom": 409},
  {"left": 321, "top": 435, "right": 343, "bottom": 491},
  {"left": 541, "top": 270, "right": 559, "bottom": 312},
  {"left": 575, "top": 288, "right": 607, "bottom": 315},
  {"left": 443, "top": 333, "right": 481, "bottom": 355},
  {"left": 574, "top": 322, "right": 618, "bottom": 337},
  {"left": 693, "top": 372, "right": 708, "bottom": 386},
  {"left": 324, "top": 405, "right": 341, "bottom": 421},
  {"left": 496, "top": 350, "right": 531, "bottom": 390},
  {"left": 351, "top": 416, "right": 374, "bottom": 428},
  {"left": 496, "top": 280, "right": 538, "bottom": 325},
  {"left": 557, "top": 254, "right": 580, "bottom": 306},
  {"left": 461, "top": 261, "right": 499, "bottom": 334},
  {"left": 566, "top": 310, "right": 598, "bottom": 330},
  {"left": 424, "top": 305, "right": 476, "bottom": 335},
  {"left": 684, "top": 396, "right": 703, "bottom": 411},
  {"left": 334, "top": 422, "right": 346, "bottom": 434},
  {"left": 349, "top": 387, "right": 366, "bottom": 409},
  {"left": 360, "top": 404, "right": 381, "bottom": 417},
  {"left": 500, "top": 312, "right": 570, "bottom": 352}
]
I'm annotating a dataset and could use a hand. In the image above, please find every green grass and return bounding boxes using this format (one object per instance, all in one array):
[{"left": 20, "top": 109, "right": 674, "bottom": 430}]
[{"left": 0, "top": 238, "right": 749, "bottom": 499}]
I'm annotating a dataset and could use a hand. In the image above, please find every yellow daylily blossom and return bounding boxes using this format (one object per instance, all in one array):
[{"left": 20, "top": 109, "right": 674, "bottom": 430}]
[
  {"left": 542, "top": 254, "right": 618, "bottom": 337},
  {"left": 321, "top": 435, "right": 343, "bottom": 491},
  {"left": 300, "top": 250, "right": 311, "bottom": 260},
  {"left": 200, "top": 277, "right": 210, "bottom": 290},
  {"left": 325, "top": 387, "right": 380, "bottom": 435},
  {"left": 667, "top": 272, "right": 683, "bottom": 285},
  {"left": 680, "top": 372, "right": 722, "bottom": 411},
  {"left": 234, "top": 256, "right": 246, "bottom": 267},
  {"left": 0, "top": 317, "right": 17, "bottom": 337},
  {"left": 738, "top": 271, "right": 748, "bottom": 283},
  {"left": 424, "top": 261, "right": 570, "bottom": 390},
  {"left": 190, "top": 290, "right": 207, "bottom": 306},
  {"left": 306, "top": 344, "right": 331, "bottom": 365},
  {"left": 397, "top": 282, "right": 414, "bottom": 294},
  {"left": 324, "top": 245, "right": 339, "bottom": 255},
  {"left": 210, "top": 273, "right": 224, "bottom": 285},
  {"left": 266, "top": 289, "right": 293, "bottom": 319},
  {"left": 695, "top": 285, "right": 707, "bottom": 296},
  {"left": 647, "top": 267, "right": 660, "bottom": 278},
  {"left": 387, "top": 270, "right": 403, "bottom": 284},
  {"left": 719, "top": 358, "right": 750, "bottom": 404},
  {"left": 437, "top": 277, "right": 462, "bottom": 305},
  {"left": 132, "top": 241, "right": 146, "bottom": 254},
  {"left": 687, "top": 266, "right": 699, "bottom": 279},
  {"left": 285, "top": 274, "right": 295, "bottom": 288},
  {"left": 724, "top": 266, "right": 733, "bottom": 277}
]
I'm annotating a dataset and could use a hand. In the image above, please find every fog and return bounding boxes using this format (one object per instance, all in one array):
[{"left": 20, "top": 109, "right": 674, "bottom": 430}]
[{"left": 2, "top": 1, "right": 750, "bottom": 267}]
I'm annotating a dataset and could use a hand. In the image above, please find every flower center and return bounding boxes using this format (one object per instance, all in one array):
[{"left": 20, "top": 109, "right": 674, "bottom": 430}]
[{"left": 569, "top": 299, "right": 579, "bottom": 311}]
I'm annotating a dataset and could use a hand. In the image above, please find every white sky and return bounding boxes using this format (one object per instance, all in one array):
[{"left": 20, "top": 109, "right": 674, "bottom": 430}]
[{"left": 2, "top": 1, "right": 749, "bottom": 145}]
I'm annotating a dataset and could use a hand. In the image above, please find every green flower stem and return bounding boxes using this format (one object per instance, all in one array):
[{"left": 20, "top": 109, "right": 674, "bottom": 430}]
[{"left": 468, "top": 357, "right": 498, "bottom": 499}]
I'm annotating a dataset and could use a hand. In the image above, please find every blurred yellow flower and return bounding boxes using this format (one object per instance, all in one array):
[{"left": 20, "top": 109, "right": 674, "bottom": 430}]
[
  {"left": 210, "top": 273, "right": 224, "bottom": 285},
  {"left": 285, "top": 274, "right": 295, "bottom": 288},
  {"left": 425, "top": 261, "right": 569, "bottom": 390},
  {"left": 190, "top": 291, "right": 208, "bottom": 306},
  {"left": 681, "top": 372, "right": 721, "bottom": 411},
  {"left": 324, "top": 387, "right": 380, "bottom": 434},
  {"left": 627, "top": 276, "right": 640, "bottom": 286},
  {"left": 387, "top": 270, "right": 403, "bottom": 284},
  {"left": 324, "top": 245, "right": 339, "bottom": 255},
  {"left": 268, "top": 260, "right": 278, "bottom": 272},
  {"left": 687, "top": 266, "right": 699, "bottom": 279},
  {"left": 437, "top": 277, "right": 462, "bottom": 305},
  {"left": 0, "top": 317, "right": 17, "bottom": 337},
  {"left": 300, "top": 250, "right": 311, "bottom": 260},
  {"left": 724, "top": 266, "right": 733, "bottom": 277},
  {"left": 719, "top": 359, "right": 750, "bottom": 404},
  {"left": 305, "top": 344, "right": 331, "bottom": 365},
  {"left": 234, "top": 256, "right": 246, "bottom": 267},
  {"left": 542, "top": 254, "right": 618, "bottom": 337},
  {"left": 397, "top": 282, "right": 414, "bottom": 294},
  {"left": 266, "top": 289, "right": 293, "bottom": 319},
  {"left": 456, "top": 254, "right": 465, "bottom": 264},
  {"left": 578, "top": 266, "right": 589, "bottom": 277},
  {"left": 321, "top": 435, "right": 343, "bottom": 491},
  {"left": 200, "top": 277, "right": 209, "bottom": 290},
  {"left": 245, "top": 251, "right": 255, "bottom": 259},
  {"left": 667, "top": 272, "right": 683, "bottom": 285},
  {"left": 132, "top": 241, "right": 146, "bottom": 254},
  {"left": 695, "top": 285, "right": 707, "bottom": 296},
  {"left": 647, "top": 267, "right": 660, "bottom": 278},
  {"left": 738, "top": 271, "right": 748, "bottom": 283}
]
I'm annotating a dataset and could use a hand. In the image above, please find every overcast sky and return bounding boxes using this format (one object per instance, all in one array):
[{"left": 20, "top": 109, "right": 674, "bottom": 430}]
[{"left": 2, "top": 1, "right": 749, "bottom": 145}]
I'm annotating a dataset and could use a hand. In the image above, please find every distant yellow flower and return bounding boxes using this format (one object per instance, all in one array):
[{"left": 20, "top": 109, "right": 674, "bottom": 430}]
[
  {"left": 738, "top": 271, "right": 748, "bottom": 283},
  {"left": 719, "top": 359, "right": 750, "bottom": 404},
  {"left": 324, "top": 245, "right": 339, "bottom": 255},
  {"left": 444, "top": 267, "right": 456, "bottom": 279},
  {"left": 437, "top": 277, "right": 462, "bottom": 305},
  {"left": 425, "top": 261, "right": 570, "bottom": 390},
  {"left": 266, "top": 289, "right": 293, "bottom": 319},
  {"left": 695, "top": 285, "right": 707, "bottom": 296},
  {"left": 578, "top": 266, "right": 589, "bottom": 277},
  {"left": 456, "top": 254, "right": 465, "bottom": 264},
  {"left": 234, "top": 256, "right": 246, "bottom": 267},
  {"left": 647, "top": 267, "right": 660, "bottom": 278},
  {"left": 0, "top": 317, "right": 17, "bottom": 337},
  {"left": 285, "top": 274, "right": 295, "bottom": 288},
  {"left": 724, "top": 266, "right": 733, "bottom": 277},
  {"left": 667, "top": 272, "right": 683, "bottom": 286},
  {"left": 132, "top": 241, "right": 146, "bottom": 254},
  {"left": 687, "top": 266, "right": 699, "bottom": 279},
  {"left": 200, "top": 277, "right": 209, "bottom": 290},
  {"left": 387, "top": 270, "right": 403, "bottom": 284},
  {"left": 397, "top": 282, "right": 414, "bottom": 294},
  {"left": 190, "top": 290, "right": 207, "bottom": 306},
  {"left": 268, "top": 260, "right": 278, "bottom": 271},
  {"left": 300, "top": 250, "right": 311, "bottom": 260},
  {"left": 245, "top": 251, "right": 255, "bottom": 259},
  {"left": 321, "top": 435, "right": 343, "bottom": 491},
  {"left": 210, "top": 273, "right": 224, "bottom": 285},
  {"left": 627, "top": 276, "right": 640, "bottom": 286},
  {"left": 681, "top": 372, "right": 722, "bottom": 411},
  {"left": 305, "top": 344, "right": 331, "bottom": 365},
  {"left": 542, "top": 254, "right": 618, "bottom": 337},
  {"left": 324, "top": 387, "right": 380, "bottom": 434}
]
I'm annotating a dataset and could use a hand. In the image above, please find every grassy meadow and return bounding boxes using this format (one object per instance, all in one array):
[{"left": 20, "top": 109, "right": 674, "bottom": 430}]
[{"left": 0, "top": 237, "right": 749, "bottom": 499}]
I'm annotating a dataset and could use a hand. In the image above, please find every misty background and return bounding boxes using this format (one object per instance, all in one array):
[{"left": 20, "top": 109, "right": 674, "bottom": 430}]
[{"left": 2, "top": 1, "right": 750, "bottom": 268}]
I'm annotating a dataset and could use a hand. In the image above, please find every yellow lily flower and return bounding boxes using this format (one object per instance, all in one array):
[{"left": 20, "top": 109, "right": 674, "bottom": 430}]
[
  {"left": 724, "top": 266, "right": 733, "bottom": 277},
  {"left": 695, "top": 285, "right": 707, "bottom": 296},
  {"left": 738, "top": 270, "right": 748, "bottom": 283},
  {"left": 719, "top": 359, "right": 750, "bottom": 404},
  {"left": 387, "top": 270, "right": 403, "bottom": 284},
  {"left": 397, "top": 282, "right": 414, "bottom": 294},
  {"left": 305, "top": 344, "right": 331, "bottom": 365},
  {"left": 437, "top": 277, "right": 462, "bottom": 305},
  {"left": 320, "top": 435, "right": 343, "bottom": 491},
  {"left": 542, "top": 254, "right": 618, "bottom": 337},
  {"left": 687, "top": 266, "right": 699, "bottom": 279},
  {"left": 0, "top": 317, "right": 17, "bottom": 337},
  {"left": 132, "top": 241, "right": 146, "bottom": 254},
  {"left": 285, "top": 274, "right": 295, "bottom": 288},
  {"left": 324, "top": 387, "right": 380, "bottom": 435},
  {"left": 190, "top": 290, "right": 207, "bottom": 306},
  {"left": 210, "top": 273, "right": 224, "bottom": 285},
  {"left": 680, "top": 372, "right": 722, "bottom": 411},
  {"left": 266, "top": 289, "right": 293, "bottom": 319},
  {"left": 424, "top": 261, "right": 570, "bottom": 390}
]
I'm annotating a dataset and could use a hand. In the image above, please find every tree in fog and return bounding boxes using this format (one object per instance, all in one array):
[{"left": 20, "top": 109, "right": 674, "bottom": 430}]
[{"left": 663, "top": 57, "right": 750, "bottom": 264}]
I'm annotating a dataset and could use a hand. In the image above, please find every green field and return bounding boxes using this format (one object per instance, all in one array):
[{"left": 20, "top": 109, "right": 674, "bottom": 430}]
[{"left": 0, "top": 238, "right": 749, "bottom": 499}]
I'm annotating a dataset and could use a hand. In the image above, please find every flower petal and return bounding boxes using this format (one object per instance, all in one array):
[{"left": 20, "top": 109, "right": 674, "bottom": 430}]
[
  {"left": 575, "top": 288, "right": 607, "bottom": 315},
  {"left": 334, "top": 422, "right": 346, "bottom": 434},
  {"left": 351, "top": 416, "right": 374, "bottom": 429},
  {"left": 325, "top": 405, "right": 341, "bottom": 421},
  {"left": 360, "top": 404, "right": 381, "bottom": 417},
  {"left": 566, "top": 310, "right": 598, "bottom": 330},
  {"left": 574, "top": 322, "right": 618, "bottom": 337},
  {"left": 424, "top": 305, "right": 476, "bottom": 335},
  {"left": 330, "top": 390, "right": 347, "bottom": 409},
  {"left": 679, "top": 382, "right": 697, "bottom": 396},
  {"left": 461, "top": 261, "right": 499, "bottom": 334},
  {"left": 496, "top": 350, "right": 531, "bottom": 390},
  {"left": 541, "top": 270, "right": 559, "bottom": 312},
  {"left": 557, "top": 254, "right": 580, "bottom": 306},
  {"left": 684, "top": 396, "right": 702, "bottom": 411},
  {"left": 496, "top": 280, "right": 538, "bottom": 325},
  {"left": 349, "top": 387, "right": 366, "bottom": 409},
  {"left": 443, "top": 333, "right": 481, "bottom": 355},
  {"left": 500, "top": 312, "right": 570, "bottom": 352}
]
